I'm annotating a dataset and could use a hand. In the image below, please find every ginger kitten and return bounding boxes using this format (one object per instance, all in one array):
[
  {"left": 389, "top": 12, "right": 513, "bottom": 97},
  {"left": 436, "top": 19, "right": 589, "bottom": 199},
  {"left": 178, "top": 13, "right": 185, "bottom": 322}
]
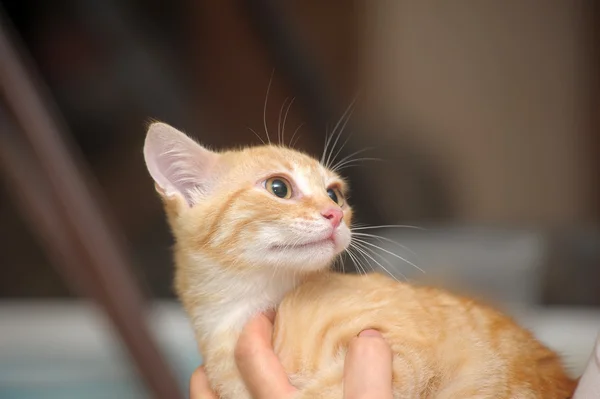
[{"left": 143, "top": 122, "right": 576, "bottom": 399}]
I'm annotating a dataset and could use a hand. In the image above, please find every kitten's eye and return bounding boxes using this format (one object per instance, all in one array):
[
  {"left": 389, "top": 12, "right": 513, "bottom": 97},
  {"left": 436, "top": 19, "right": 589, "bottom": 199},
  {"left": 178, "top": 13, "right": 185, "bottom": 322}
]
[
  {"left": 327, "top": 187, "right": 344, "bottom": 206},
  {"left": 266, "top": 177, "right": 292, "bottom": 199}
]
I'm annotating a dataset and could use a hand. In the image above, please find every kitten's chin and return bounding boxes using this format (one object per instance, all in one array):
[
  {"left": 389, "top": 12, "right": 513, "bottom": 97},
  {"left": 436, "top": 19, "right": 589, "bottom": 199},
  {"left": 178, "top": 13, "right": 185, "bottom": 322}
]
[
  {"left": 262, "top": 238, "right": 348, "bottom": 274},
  {"left": 268, "top": 237, "right": 335, "bottom": 252},
  {"left": 243, "top": 230, "right": 350, "bottom": 273}
]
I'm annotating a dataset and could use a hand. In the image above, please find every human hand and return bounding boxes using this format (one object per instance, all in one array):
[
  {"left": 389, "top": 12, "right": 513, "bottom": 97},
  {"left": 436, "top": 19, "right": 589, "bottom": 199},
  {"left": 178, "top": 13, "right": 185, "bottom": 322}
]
[
  {"left": 190, "top": 312, "right": 393, "bottom": 399},
  {"left": 572, "top": 333, "right": 600, "bottom": 399}
]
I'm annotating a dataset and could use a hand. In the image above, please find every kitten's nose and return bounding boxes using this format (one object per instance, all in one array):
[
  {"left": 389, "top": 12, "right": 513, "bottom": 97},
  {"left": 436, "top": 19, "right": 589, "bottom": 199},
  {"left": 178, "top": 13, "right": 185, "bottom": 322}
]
[{"left": 321, "top": 207, "right": 343, "bottom": 229}]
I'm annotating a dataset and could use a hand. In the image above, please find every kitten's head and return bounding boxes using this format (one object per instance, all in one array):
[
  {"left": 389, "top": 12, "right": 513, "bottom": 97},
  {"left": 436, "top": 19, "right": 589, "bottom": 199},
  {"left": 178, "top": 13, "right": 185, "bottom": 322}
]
[{"left": 144, "top": 122, "right": 352, "bottom": 275}]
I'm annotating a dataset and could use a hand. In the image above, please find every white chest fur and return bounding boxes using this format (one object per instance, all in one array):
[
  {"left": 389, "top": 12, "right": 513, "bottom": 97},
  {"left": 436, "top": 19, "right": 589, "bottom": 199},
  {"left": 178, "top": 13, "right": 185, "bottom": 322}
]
[{"left": 183, "top": 256, "right": 300, "bottom": 398}]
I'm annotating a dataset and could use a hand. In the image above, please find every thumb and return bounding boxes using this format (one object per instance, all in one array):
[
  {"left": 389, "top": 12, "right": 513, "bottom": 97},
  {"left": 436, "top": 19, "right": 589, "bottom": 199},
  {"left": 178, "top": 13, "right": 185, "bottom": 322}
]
[{"left": 343, "top": 329, "right": 393, "bottom": 399}]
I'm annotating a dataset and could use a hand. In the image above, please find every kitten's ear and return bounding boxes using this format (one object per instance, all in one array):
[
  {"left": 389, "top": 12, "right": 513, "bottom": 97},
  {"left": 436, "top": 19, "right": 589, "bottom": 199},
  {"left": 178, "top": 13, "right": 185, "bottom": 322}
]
[{"left": 143, "top": 122, "right": 220, "bottom": 206}]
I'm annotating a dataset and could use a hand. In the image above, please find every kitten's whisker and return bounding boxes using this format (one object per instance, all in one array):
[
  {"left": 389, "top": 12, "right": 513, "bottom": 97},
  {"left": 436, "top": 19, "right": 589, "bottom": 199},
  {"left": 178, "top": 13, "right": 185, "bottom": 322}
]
[
  {"left": 331, "top": 157, "right": 383, "bottom": 172},
  {"left": 277, "top": 96, "right": 290, "bottom": 146},
  {"left": 353, "top": 237, "right": 425, "bottom": 274},
  {"left": 321, "top": 95, "right": 356, "bottom": 167},
  {"left": 345, "top": 249, "right": 358, "bottom": 274},
  {"left": 351, "top": 243, "right": 381, "bottom": 273},
  {"left": 269, "top": 254, "right": 282, "bottom": 287},
  {"left": 287, "top": 237, "right": 305, "bottom": 287},
  {"left": 352, "top": 232, "right": 420, "bottom": 259},
  {"left": 289, "top": 122, "right": 304, "bottom": 149},
  {"left": 263, "top": 69, "right": 275, "bottom": 144},
  {"left": 328, "top": 104, "right": 364, "bottom": 169},
  {"left": 282, "top": 97, "right": 295, "bottom": 146},
  {"left": 325, "top": 96, "right": 357, "bottom": 168},
  {"left": 346, "top": 247, "right": 367, "bottom": 276},
  {"left": 330, "top": 255, "right": 338, "bottom": 272},
  {"left": 291, "top": 136, "right": 301, "bottom": 148},
  {"left": 331, "top": 254, "right": 344, "bottom": 274},
  {"left": 329, "top": 134, "right": 353, "bottom": 170},
  {"left": 351, "top": 242, "right": 404, "bottom": 282},
  {"left": 355, "top": 259, "right": 369, "bottom": 276},
  {"left": 352, "top": 225, "right": 426, "bottom": 231},
  {"left": 329, "top": 147, "right": 374, "bottom": 172},
  {"left": 321, "top": 125, "right": 335, "bottom": 165},
  {"left": 283, "top": 236, "right": 304, "bottom": 255},
  {"left": 352, "top": 244, "right": 399, "bottom": 282},
  {"left": 349, "top": 243, "right": 376, "bottom": 274},
  {"left": 247, "top": 127, "right": 266, "bottom": 145}
]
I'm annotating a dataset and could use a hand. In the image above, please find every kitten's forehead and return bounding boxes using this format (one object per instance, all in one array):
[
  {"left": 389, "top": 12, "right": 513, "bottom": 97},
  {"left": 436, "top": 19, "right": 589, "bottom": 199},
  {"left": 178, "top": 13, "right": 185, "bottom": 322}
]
[
  {"left": 235, "top": 146, "right": 342, "bottom": 192},
  {"left": 291, "top": 161, "right": 330, "bottom": 195}
]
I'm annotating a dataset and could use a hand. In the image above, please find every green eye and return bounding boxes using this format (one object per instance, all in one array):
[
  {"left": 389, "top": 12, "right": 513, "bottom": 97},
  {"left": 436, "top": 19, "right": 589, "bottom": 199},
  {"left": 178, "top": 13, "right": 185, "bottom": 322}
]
[
  {"left": 327, "top": 187, "right": 344, "bottom": 206},
  {"left": 266, "top": 177, "right": 292, "bottom": 199}
]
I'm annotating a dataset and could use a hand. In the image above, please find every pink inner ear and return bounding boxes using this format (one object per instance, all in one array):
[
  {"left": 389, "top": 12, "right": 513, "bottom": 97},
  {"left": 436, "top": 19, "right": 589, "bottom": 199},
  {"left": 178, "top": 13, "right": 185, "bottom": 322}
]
[{"left": 143, "top": 122, "right": 220, "bottom": 206}]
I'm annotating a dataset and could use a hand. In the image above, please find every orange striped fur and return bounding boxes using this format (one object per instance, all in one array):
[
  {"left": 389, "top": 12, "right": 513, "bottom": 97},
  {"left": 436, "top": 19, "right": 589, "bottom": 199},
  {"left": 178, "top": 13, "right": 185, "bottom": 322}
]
[{"left": 144, "top": 122, "right": 576, "bottom": 399}]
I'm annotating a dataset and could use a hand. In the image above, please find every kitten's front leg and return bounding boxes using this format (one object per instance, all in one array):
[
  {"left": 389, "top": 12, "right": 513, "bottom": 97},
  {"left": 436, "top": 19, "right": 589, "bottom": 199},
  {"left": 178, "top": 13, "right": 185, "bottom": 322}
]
[
  {"left": 290, "top": 366, "right": 344, "bottom": 399},
  {"left": 204, "top": 358, "right": 252, "bottom": 399},
  {"left": 216, "top": 377, "right": 252, "bottom": 399},
  {"left": 202, "top": 335, "right": 253, "bottom": 399}
]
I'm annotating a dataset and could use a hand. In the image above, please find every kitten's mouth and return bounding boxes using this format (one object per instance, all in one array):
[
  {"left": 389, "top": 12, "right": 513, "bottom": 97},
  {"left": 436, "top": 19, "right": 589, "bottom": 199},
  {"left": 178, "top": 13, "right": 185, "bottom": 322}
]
[{"left": 269, "top": 237, "right": 334, "bottom": 251}]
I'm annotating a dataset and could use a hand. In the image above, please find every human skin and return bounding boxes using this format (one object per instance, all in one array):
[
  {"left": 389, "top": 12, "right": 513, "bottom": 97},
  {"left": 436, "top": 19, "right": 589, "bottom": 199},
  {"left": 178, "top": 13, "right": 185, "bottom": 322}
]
[
  {"left": 572, "top": 333, "right": 600, "bottom": 399},
  {"left": 190, "top": 312, "right": 394, "bottom": 399}
]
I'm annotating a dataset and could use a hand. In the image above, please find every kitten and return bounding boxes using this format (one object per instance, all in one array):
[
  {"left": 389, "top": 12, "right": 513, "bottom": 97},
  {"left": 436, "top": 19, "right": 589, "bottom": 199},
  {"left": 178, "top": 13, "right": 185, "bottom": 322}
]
[{"left": 143, "top": 122, "right": 576, "bottom": 399}]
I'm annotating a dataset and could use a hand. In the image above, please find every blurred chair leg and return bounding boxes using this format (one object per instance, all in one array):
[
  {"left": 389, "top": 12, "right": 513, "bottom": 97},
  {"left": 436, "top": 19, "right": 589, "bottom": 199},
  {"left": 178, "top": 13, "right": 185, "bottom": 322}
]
[
  {"left": 0, "top": 106, "right": 98, "bottom": 298},
  {"left": 0, "top": 14, "right": 183, "bottom": 399}
]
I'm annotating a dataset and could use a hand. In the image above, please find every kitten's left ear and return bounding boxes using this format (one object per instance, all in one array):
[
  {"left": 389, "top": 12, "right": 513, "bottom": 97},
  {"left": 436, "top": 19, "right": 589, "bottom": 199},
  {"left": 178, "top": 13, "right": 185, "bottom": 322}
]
[{"left": 143, "top": 122, "right": 220, "bottom": 206}]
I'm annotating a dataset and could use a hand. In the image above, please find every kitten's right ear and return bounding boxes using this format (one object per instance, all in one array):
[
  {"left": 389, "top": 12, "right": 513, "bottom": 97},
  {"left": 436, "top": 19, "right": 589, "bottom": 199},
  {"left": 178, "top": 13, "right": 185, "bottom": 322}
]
[{"left": 143, "top": 122, "right": 220, "bottom": 206}]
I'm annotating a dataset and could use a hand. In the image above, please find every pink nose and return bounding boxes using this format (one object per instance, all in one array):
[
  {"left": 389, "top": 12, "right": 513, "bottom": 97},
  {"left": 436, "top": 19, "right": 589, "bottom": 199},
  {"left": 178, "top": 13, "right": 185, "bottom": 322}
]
[{"left": 321, "top": 207, "right": 343, "bottom": 229}]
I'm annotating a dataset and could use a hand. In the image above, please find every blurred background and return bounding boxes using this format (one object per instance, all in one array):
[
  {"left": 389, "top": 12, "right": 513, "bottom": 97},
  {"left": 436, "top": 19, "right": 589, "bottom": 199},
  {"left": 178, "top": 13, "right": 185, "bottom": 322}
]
[{"left": 0, "top": 0, "right": 599, "bottom": 398}]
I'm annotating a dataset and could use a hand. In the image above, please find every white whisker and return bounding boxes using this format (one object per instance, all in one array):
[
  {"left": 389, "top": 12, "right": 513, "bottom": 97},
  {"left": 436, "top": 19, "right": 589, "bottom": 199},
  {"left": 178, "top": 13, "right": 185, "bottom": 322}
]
[
  {"left": 339, "top": 253, "right": 346, "bottom": 274},
  {"left": 321, "top": 125, "right": 335, "bottom": 165},
  {"left": 345, "top": 249, "right": 358, "bottom": 273},
  {"left": 352, "top": 232, "right": 420, "bottom": 259},
  {"left": 325, "top": 96, "right": 358, "bottom": 168},
  {"left": 263, "top": 69, "right": 275, "bottom": 144},
  {"left": 352, "top": 225, "right": 426, "bottom": 231},
  {"left": 329, "top": 147, "right": 374, "bottom": 171},
  {"left": 289, "top": 122, "right": 304, "bottom": 148},
  {"left": 351, "top": 241, "right": 404, "bottom": 282},
  {"left": 331, "top": 253, "right": 345, "bottom": 274},
  {"left": 328, "top": 96, "right": 362, "bottom": 167},
  {"left": 353, "top": 237, "right": 425, "bottom": 274},
  {"left": 247, "top": 127, "right": 266, "bottom": 145},
  {"left": 346, "top": 247, "right": 367, "bottom": 276},
  {"left": 349, "top": 243, "right": 376, "bottom": 274},
  {"left": 277, "top": 96, "right": 290, "bottom": 146},
  {"left": 331, "top": 157, "right": 383, "bottom": 172},
  {"left": 281, "top": 97, "right": 295, "bottom": 146}
]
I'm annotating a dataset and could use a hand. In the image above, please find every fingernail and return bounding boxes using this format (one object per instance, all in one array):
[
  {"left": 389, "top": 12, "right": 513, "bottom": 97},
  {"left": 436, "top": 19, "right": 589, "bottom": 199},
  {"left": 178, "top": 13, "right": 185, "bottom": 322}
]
[
  {"left": 263, "top": 310, "right": 276, "bottom": 323},
  {"left": 358, "top": 329, "right": 382, "bottom": 337}
]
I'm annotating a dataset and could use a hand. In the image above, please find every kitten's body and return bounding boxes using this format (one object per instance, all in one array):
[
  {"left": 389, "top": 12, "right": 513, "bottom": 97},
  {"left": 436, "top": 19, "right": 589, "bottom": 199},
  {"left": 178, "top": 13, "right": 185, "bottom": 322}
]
[
  {"left": 144, "top": 122, "right": 576, "bottom": 399},
  {"left": 276, "top": 273, "right": 574, "bottom": 398}
]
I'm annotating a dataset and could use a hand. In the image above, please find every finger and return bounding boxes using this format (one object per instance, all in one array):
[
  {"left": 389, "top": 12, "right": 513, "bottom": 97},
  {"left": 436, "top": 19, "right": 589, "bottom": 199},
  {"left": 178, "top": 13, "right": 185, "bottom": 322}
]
[
  {"left": 190, "top": 366, "right": 219, "bottom": 399},
  {"left": 263, "top": 309, "right": 276, "bottom": 323},
  {"left": 343, "top": 329, "right": 394, "bottom": 399},
  {"left": 235, "top": 313, "right": 297, "bottom": 399},
  {"left": 572, "top": 333, "right": 600, "bottom": 399}
]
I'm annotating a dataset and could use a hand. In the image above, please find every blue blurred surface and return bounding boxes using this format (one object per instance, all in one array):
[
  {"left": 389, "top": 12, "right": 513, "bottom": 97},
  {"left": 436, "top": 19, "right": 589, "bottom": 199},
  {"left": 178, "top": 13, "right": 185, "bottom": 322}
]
[{"left": 0, "top": 301, "right": 201, "bottom": 399}]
